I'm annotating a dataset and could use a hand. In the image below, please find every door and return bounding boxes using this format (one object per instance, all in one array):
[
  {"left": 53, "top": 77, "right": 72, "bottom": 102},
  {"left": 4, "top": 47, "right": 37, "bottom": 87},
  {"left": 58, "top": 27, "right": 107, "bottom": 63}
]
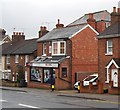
[{"left": 111, "top": 69, "right": 118, "bottom": 87}]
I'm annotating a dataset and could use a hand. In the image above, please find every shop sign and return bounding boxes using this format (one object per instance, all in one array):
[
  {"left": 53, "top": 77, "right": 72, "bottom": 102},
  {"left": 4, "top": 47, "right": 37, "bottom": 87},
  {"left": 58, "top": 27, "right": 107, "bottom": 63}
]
[{"left": 32, "top": 63, "right": 58, "bottom": 68}]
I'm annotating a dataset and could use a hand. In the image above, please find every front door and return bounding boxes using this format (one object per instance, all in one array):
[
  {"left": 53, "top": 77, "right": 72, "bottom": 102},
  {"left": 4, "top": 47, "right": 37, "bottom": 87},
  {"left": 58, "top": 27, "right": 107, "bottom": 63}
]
[{"left": 111, "top": 69, "right": 118, "bottom": 87}]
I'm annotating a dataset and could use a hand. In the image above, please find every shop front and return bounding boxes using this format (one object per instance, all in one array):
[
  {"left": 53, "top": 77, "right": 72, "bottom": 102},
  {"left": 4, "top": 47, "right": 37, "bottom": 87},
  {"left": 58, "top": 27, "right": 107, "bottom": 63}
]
[{"left": 27, "top": 56, "right": 72, "bottom": 90}]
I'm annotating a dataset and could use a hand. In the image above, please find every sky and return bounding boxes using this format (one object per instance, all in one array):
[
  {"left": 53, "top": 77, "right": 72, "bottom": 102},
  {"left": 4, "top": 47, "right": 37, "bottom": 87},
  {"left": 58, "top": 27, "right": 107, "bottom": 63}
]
[{"left": 0, "top": 0, "right": 120, "bottom": 39}]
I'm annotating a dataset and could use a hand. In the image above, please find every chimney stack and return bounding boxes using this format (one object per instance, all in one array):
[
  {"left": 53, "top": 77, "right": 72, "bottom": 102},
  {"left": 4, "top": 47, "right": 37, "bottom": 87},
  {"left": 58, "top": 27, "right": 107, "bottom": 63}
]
[
  {"left": 39, "top": 26, "right": 49, "bottom": 38},
  {"left": 111, "top": 7, "right": 120, "bottom": 25},
  {"left": 87, "top": 13, "right": 96, "bottom": 29},
  {"left": 113, "top": 7, "right": 116, "bottom": 13},
  {"left": 12, "top": 32, "right": 25, "bottom": 42},
  {"left": 56, "top": 19, "right": 64, "bottom": 29}
]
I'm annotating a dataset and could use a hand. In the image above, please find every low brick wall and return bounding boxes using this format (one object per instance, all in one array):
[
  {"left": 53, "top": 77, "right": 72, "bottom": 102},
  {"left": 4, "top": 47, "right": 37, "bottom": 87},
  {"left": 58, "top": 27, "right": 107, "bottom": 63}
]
[
  {"left": 80, "top": 81, "right": 99, "bottom": 93},
  {"left": 108, "top": 81, "right": 120, "bottom": 95},
  {"left": 27, "top": 81, "right": 51, "bottom": 89},
  {"left": 0, "top": 80, "right": 19, "bottom": 87}
]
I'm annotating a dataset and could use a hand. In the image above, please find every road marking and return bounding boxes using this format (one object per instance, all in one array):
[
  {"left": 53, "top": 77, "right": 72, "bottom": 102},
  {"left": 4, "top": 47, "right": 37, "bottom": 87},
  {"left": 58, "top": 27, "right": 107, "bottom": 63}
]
[
  {"left": 87, "top": 99, "right": 120, "bottom": 105},
  {"left": 19, "top": 103, "right": 39, "bottom": 108},
  {"left": 0, "top": 99, "right": 7, "bottom": 102}
]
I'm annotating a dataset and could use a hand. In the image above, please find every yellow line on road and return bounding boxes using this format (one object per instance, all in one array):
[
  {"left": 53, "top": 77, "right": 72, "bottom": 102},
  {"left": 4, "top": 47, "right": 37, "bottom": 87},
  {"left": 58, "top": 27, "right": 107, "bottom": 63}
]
[{"left": 87, "top": 99, "right": 120, "bottom": 105}]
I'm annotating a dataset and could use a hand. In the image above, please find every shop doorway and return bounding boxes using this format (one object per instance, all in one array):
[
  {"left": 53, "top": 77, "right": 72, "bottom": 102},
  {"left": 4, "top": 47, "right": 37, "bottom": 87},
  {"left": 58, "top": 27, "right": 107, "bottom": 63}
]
[{"left": 43, "top": 68, "right": 55, "bottom": 84}]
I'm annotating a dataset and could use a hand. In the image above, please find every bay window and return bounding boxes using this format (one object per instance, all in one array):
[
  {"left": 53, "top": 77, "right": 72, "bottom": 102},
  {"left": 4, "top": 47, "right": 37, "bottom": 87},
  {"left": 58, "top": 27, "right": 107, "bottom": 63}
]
[{"left": 52, "top": 41, "right": 66, "bottom": 55}]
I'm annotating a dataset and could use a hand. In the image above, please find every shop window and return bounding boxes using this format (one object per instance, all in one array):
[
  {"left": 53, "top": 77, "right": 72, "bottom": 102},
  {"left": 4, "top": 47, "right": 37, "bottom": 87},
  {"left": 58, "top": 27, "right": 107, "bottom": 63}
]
[
  {"left": 30, "top": 68, "right": 42, "bottom": 82},
  {"left": 44, "top": 69, "right": 55, "bottom": 84},
  {"left": 62, "top": 68, "right": 67, "bottom": 77}
]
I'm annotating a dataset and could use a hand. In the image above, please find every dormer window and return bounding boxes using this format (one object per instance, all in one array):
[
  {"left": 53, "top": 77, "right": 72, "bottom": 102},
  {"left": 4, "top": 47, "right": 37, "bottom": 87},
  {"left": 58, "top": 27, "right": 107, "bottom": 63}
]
[
  {"left": 52, "top": 41, "right": 66, "bottom": 55},
  {"left": 43, "top": 43, "right": 46, "bottom": 56},
  {"left": 106, "top": 40, "right": 113, "bottom": 55}
]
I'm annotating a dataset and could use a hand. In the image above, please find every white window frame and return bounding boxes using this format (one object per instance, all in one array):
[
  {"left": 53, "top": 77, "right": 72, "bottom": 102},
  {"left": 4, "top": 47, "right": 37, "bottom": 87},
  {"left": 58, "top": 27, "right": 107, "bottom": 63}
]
[
  {"left": 6, "top": 55, "right": 10, "bottom": 64},
  {"left": 15, "top": 55, "right": 19, "bottom": 63},
  {"left": 43, "top": 43, "right": 46, "bottom": 56},
  {"left": 106, "top": 40, "right": 113, "bottom": 55},
  {"left": 52, "top": 41, "right": 66, "bottom": 56},
  {"left": 25, "top": 55, "right": 29, "bottom": 66},
  {"left": 49, "top": 45, "right": 52, "bottom": 54}
]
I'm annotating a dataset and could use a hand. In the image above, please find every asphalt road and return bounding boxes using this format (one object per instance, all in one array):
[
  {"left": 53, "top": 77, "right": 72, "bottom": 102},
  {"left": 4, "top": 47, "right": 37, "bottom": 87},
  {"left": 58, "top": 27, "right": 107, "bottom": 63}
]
[{"left": 1, "top": 89, "right": 119, "bottom": 110}]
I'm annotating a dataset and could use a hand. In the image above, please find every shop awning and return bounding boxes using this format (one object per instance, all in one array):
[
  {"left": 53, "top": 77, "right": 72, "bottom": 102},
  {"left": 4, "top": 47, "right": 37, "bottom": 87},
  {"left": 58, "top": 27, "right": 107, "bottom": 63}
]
[{"left": 28, "top": 56, "right": 69, "bottom": 68}]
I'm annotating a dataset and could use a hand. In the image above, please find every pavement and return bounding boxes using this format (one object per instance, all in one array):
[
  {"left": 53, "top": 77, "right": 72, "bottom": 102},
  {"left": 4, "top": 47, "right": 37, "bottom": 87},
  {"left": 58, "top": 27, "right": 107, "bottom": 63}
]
[{"left": 0, "top": 86, "right": 119, "bottom": 103}]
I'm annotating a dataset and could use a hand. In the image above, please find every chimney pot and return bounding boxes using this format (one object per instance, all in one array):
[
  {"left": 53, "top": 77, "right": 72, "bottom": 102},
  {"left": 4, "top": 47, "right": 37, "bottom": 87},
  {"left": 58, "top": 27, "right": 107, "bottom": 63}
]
[
  {"left": 58, "top": 19, "right": 60, "bottom": 24},
  {"left": 117, "top": 8, "right": 120, "bottom": 13},
  {"left": 113, "top": 7, "right": 116, "bottom": 12},
  {"left": 44, "top": 26, "right": 46, "bottom": 30},
  {"left": 16, "top": 32, "right": 18, "bottom": 35},
  {"left": 89, "top": 13, "right": 94, "bottom": 19},
  {"left": 22, "top": 32, "right": 24, "bottom": 35},
  {"left": 13, "top": 32, "right": 15, "bottom": 35},
  {"left": 19, "top": 32, "right": 21, "bottom": 35}
]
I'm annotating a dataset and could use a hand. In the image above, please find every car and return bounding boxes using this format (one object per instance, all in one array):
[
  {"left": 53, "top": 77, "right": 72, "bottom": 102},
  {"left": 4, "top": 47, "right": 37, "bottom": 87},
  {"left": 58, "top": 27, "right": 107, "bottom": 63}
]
[{"left": 74, "top": 74, "right": 98, "bottom": 89}]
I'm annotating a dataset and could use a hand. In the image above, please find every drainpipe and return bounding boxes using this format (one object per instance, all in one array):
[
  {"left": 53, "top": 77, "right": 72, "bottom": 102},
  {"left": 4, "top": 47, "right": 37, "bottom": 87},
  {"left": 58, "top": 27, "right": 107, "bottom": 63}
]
[{"left": 69, "top": 39, "right": 72, "bottom": 89}]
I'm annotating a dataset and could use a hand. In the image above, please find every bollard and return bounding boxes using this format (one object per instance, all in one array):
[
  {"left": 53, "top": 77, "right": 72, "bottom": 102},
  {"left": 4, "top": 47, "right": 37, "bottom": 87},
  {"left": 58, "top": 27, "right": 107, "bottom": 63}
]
[
  {"left": 78, "top": 82, "right": 80, "bottom": 93},
  {"left": 51, "top": 84, "right": 55, "bottom": 91}
]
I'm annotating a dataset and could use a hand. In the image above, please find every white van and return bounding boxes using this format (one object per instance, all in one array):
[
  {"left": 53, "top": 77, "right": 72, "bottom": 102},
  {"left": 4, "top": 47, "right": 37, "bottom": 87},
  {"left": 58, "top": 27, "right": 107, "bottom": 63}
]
[{"left": 74, "top": 74, "right": 98, "bottom": 89}]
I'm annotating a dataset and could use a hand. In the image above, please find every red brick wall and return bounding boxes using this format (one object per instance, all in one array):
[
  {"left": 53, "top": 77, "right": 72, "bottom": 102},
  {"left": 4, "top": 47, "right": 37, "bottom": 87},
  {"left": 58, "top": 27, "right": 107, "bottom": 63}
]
[
  {"left": 98, "top": 37, "right": 120, "bottom": 84},
  {"left": 71, "top": 27, "right": 98, "bottom": 88},
  {"left": 5, "top": 54, "right": 36, "bottom": 80}
]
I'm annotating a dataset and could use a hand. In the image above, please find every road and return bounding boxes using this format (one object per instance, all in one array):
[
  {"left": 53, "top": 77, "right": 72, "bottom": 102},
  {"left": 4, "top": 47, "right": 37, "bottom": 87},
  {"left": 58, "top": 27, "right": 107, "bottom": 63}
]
[{"left": 1, "top": 89, "right": 119, "bottom": 110}]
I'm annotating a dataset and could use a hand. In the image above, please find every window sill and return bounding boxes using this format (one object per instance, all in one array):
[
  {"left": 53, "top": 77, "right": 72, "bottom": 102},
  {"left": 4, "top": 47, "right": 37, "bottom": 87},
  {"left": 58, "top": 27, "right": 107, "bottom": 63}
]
[
  {"left": 105, "top": 81, "right": 109, "bottom": 84},
  {"left": 42, "top": 54, "right": 46, "bottom": 56},
  {"left": 105, "top": 53, "right": 113, "bottom": 56}
]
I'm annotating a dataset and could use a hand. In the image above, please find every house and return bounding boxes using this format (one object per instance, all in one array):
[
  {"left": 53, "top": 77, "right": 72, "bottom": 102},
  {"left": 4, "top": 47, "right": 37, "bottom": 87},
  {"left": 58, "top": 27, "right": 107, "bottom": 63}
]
[
  {"left": 1, "top": 26, "right": 48, "bottom": 82},
  {"left": 97, "top": 7, "right": 120, "bottom": 94},
  {"left": 27, "top": 10, "right": 110, "bottom": 90},
  {"left": 0, "top": 28, "right": 11, "bottom": 79},
  {"left": 0, "top": 28, "right": 12, "bottom": 44}
]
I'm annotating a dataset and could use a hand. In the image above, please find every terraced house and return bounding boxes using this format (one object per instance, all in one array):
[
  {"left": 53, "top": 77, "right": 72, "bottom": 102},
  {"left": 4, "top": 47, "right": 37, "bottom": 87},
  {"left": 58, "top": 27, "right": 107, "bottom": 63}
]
[
  {"left": 27, "top": 10, "right": 110, "bottom": 90},
  {"left": 97, "top": 7, "right": 120, "bottom": 94}
]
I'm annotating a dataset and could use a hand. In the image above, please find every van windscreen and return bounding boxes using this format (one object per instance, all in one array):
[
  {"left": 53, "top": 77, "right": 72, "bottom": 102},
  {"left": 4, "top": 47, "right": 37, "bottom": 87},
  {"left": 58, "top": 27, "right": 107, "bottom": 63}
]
[{"left": 84, "top": 76, "right": 96, "bottom": 81}]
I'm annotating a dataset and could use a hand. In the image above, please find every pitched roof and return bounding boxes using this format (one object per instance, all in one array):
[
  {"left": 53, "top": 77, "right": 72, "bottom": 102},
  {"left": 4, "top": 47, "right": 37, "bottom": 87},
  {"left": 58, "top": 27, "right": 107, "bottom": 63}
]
[
  {"left": 37, "top": 24, "right": 88, "bottom": 42},
  {"left": 113, "top": 58, "right": 120, "bottom": 67},
  {"left": 97, "top": 22, "right": 120, "bottom": 39},
  {"left": 2, "top": 38, "right": 38, "bottom": 55},
  {"left": 67, "top": 10, "right": 110, "bottom": 27}
]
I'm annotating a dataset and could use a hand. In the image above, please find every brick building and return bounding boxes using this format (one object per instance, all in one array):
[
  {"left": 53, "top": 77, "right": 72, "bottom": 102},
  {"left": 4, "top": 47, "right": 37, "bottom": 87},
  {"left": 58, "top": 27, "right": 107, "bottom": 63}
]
[
  {"left": 2, "top": 32, "right": 37, "bottom": 81},
  {"left": 97, "top": 7, "right": 120, "bottom": 94},
  {"left": 2, "top": 26, "right": 48, "bottom": 82},
  {"left": 27, "top": 10, "right": 110, "bottom": 90}
]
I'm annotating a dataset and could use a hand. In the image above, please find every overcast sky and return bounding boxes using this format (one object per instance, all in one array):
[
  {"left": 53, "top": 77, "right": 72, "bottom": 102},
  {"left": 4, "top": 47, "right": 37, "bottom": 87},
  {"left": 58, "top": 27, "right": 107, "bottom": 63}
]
[{"left": 0, "top": 0, "right": 119, "bottom": 39}]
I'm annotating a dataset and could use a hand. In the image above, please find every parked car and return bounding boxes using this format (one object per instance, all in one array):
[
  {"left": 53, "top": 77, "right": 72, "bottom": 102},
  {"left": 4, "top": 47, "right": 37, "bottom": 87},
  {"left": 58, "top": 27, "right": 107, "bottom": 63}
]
[{"left": 74, "top": 74, "right": 98, "bottom": 89}]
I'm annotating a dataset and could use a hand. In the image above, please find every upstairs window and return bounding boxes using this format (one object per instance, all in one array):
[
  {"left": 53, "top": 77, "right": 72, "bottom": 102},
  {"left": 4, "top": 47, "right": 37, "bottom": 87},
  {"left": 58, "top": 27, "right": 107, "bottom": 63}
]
[
  {"left": 53, "top": 42, "right": 58, "bottom": 54},
  {"left": 15, "top": 55, "right": 19, "bottom": 63},
  {"left": 43, "top": 43, "right": 46, "bottom": 56},
  {"left": 52, "top": 41, "right": 66, "bottom": 55},
  {"left": 60, "top": 42, "right": 65, "bottom": 54},
  {"left": 6, "top": 55, "right": 10, "bottom": 64},
  {"left": 106, "top": 40, "right": 113, "bottom": 55},
  {"left": 25, "top": 55, "right": 29, "bottom": 66}
]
